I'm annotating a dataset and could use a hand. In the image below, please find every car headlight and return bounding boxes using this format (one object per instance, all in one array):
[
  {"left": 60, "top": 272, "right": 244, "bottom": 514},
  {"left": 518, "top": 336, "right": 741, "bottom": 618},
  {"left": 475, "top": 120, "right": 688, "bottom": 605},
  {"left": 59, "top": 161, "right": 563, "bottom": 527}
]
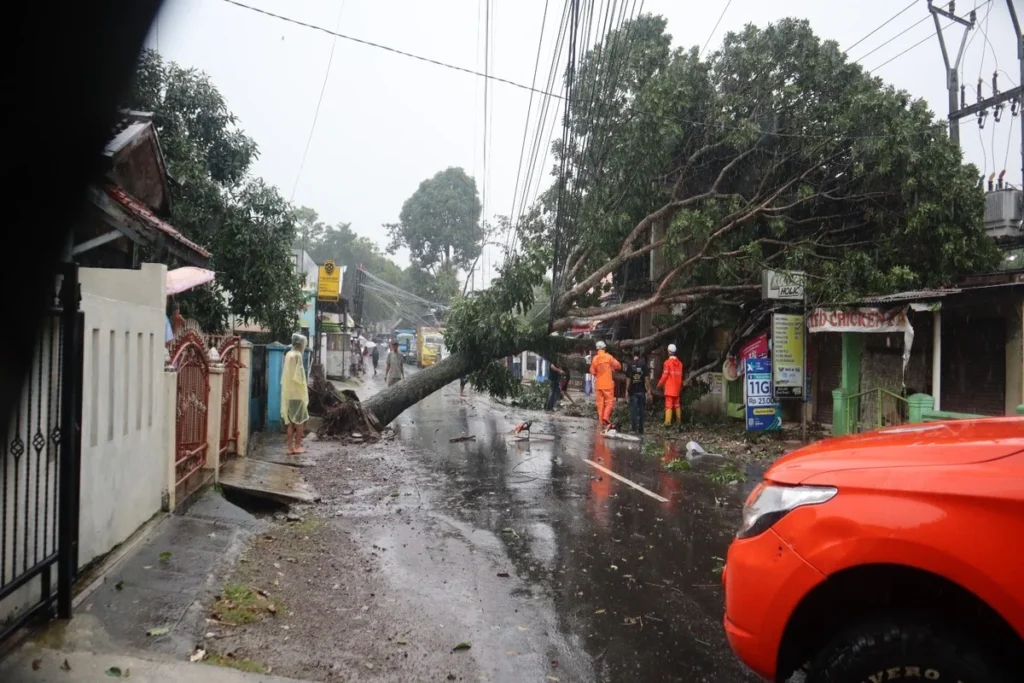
[{"left": 737, "top": 483, "right": 837, "bottom": 539}]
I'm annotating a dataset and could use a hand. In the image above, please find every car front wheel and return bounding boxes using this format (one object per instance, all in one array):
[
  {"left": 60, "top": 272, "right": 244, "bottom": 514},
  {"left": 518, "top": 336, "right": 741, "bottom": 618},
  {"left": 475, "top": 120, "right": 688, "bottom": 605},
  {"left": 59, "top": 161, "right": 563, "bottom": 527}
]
[{"left": 806, "top": 618, "right": 1011, "bottom": 683}]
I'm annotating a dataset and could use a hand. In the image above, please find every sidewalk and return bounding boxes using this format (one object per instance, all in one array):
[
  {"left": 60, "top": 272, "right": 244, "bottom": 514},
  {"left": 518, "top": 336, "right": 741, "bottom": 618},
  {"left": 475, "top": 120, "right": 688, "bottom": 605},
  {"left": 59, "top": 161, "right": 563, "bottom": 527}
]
[{"left": 0, "top": 492, "right": 283, "bottom": 682}]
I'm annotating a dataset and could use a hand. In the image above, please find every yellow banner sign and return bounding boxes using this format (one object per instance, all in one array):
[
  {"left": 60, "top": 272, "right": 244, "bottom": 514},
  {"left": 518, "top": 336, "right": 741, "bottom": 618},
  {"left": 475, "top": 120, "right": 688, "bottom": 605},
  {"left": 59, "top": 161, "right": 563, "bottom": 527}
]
[{"left": 317, "top": 260, "right": 340, "bottom": 301}]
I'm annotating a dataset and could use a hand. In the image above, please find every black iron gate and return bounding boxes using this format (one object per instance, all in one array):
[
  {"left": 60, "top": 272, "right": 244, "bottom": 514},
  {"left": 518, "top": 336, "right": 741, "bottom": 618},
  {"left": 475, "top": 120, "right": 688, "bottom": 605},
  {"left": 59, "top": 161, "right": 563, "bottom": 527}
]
[{"left": 1, "top": 263, "right": 82, "bottom": 642}]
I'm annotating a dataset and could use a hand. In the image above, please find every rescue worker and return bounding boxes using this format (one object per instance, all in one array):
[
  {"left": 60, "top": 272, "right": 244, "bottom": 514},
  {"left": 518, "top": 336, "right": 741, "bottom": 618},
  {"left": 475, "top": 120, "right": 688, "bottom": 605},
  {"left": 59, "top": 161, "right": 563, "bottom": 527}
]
[
  {"left": 657, "top": 343, "right": 684, "bottom": 426},
  {"left": 589, "top": 341, "right": 621, "bottom": 432}
]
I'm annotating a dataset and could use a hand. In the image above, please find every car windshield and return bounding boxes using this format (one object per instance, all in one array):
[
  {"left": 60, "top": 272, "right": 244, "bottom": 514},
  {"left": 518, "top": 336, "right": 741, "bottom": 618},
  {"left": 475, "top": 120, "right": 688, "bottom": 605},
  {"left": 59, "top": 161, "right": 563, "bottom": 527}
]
[{"left": 426, "top": 335, "right": 443, "bottom": 345}]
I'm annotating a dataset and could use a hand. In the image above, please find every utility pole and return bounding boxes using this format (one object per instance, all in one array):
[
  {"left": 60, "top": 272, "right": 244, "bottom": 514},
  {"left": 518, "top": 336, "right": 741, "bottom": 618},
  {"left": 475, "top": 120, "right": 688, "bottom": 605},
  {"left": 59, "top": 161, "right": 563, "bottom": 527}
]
[
  {"left": 928, "top": 1, "right": 976, "bottom": 146},
  {"left": 930, "top": 1, "right": 1024, "bottom": 183}
]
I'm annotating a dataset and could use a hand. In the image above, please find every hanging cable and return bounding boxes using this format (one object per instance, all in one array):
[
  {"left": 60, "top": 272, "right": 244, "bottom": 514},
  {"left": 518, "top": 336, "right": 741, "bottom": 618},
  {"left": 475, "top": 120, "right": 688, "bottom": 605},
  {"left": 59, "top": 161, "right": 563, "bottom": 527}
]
[
  {"left": 290, "top": 0, "right": 347, "bottom": 201},
  {"left": 845, "top": 0, "right": 918, "bottom": 53},
  {"left": 700, "top": 0, "right": 733, "bottom": 57}
]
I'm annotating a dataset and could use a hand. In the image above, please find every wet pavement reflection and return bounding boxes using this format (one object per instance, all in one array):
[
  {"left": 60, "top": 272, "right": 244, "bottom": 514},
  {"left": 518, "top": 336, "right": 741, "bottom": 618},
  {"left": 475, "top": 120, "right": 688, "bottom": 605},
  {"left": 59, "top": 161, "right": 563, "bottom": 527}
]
[{"left": 388, "top": 377, "right": 760, "bottom": 682}]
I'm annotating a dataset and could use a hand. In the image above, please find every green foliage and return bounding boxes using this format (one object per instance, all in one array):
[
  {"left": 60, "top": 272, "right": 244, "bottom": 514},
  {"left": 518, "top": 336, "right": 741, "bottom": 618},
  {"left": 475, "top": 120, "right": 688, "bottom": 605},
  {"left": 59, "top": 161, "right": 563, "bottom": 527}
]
[
  {"left": 707, "top": 464, "right": 746, "bottom": 485},
  {"left": 386, "top": 167, "right": 485, "bottom": 275},
  {"left": 124, "top": 49, "right": 303, "bottom": 338},
  {"left": 464, "top": 14, "right": 998, "bottom": 383},
  {"left": 664, "top": 459, "right": 692, "bottom": 472}
]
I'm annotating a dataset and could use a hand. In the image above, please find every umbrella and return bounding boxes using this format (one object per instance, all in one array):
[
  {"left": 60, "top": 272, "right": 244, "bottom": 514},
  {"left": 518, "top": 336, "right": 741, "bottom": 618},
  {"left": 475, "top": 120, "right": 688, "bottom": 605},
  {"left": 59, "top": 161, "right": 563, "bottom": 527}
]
[
  {"left": 167, "top": 267, "right": 215, "bottom": 296},
  {"left": 362, "top": 341, "right": 377, "bottom": 350}
]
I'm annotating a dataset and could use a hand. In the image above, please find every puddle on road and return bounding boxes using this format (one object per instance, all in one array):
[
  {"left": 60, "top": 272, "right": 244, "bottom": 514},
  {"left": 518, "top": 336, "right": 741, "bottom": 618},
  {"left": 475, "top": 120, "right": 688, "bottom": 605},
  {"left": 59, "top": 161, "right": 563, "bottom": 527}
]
[{"left": 385, "top": 386, "right": 760, "bottom": 682}]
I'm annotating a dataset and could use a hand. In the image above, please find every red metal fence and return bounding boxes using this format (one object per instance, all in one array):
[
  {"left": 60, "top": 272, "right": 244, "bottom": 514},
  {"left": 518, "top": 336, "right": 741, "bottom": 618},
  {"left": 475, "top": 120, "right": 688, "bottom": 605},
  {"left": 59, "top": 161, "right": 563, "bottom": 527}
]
[
  {"left": 218, "top": 336, "right": 241, "bottom": 456},
  {"left": 170, "top": 331, "right": 209, "bottom": 498}
]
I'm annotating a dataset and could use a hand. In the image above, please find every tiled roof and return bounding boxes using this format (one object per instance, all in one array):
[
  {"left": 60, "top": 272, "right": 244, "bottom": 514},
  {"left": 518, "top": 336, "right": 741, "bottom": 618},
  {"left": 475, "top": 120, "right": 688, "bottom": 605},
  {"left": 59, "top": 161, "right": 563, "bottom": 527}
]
[{"left": 104, "top": 185, "right": 210, "bottom": 259}]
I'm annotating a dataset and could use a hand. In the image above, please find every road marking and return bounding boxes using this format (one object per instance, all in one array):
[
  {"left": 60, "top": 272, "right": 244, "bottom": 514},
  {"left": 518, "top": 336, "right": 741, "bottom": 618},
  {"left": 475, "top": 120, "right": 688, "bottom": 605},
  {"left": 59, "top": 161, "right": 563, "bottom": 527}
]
[{"left": 583, "top": 460, "right": 669, "bottom": 503}]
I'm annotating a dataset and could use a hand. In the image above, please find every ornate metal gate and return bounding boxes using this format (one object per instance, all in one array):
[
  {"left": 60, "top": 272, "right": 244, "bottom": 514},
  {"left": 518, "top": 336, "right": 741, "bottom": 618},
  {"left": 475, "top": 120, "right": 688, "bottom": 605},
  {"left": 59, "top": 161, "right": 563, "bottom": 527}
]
[
  {"left": 170, "top": 330, "right": 209, "bottom": 501},
  {"left": 218, "top": 336, "right": 241, "bottom": 456},
  {"left": 1, "top": 263, "right": 82, "bottom": 643}
]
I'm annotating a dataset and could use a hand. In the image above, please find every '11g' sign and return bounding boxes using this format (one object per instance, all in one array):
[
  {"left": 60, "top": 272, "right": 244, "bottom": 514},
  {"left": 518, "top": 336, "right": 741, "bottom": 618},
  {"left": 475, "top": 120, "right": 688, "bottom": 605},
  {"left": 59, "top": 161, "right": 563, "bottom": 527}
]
[{"left": 744, "top": 358, "right": 781, "bottom": 431}]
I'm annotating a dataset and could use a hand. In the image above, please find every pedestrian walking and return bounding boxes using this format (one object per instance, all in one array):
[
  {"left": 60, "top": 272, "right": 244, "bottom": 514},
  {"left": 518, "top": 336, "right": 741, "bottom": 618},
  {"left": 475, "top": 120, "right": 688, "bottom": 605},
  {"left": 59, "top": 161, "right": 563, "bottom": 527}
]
[
  {"left": 625, "top": 351, "right": 652, "bottom": 434},
  {"left": 385, "top": 341, "right": 405, "bottom": 387},
  {"left": 589, "top": 341, "right": 621, "bottom": 432},
  {"left": 657, "top": 343, "right": 684, "bottom": 427},
  {"left": 545, "top": 360, "right": 565, "bottom": 411},
  {"left": 282, "top": 333, "right": 310, "bottom": 455},
  {"left": 371, "top": 345, "right": 380, "bottom": 375}
]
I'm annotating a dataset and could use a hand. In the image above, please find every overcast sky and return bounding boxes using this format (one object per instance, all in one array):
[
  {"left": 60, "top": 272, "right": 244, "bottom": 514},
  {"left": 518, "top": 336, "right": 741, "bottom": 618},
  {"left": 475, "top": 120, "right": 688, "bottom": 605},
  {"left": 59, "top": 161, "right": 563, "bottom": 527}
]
[{"left": 150, "top": 0, "right": 1021, "bottom": 281}]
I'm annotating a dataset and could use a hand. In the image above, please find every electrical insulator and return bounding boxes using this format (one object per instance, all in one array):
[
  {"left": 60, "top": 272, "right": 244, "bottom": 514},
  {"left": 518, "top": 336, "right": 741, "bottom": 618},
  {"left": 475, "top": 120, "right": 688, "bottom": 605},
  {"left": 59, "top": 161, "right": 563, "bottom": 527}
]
[
  {"left": 978, "top": 108, "right": 989, "bottom": 129},
  {"left": 960, "top": 84, "right": 966, "bottom": 109}
]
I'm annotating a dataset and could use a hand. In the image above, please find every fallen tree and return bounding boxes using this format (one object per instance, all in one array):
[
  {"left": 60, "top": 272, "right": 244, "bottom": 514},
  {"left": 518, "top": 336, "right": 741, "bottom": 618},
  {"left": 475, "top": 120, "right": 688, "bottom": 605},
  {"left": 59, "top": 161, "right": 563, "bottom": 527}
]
[{"left": 354, "top": 16, "right": 998, "bottom": 430}]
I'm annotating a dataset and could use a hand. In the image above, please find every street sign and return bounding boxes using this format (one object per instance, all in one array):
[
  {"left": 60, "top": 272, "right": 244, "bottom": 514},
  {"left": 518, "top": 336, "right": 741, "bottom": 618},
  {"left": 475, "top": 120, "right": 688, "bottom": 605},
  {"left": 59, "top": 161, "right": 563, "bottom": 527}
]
[
  {"left": 745, "top": 357, "right": 781, "bottom": 432},
  {"left": 772, "top": 313, "right": 805, "bottom": 399},
  {"left": 318, "top": 260, "right": 340, "bottom": 301},
  {"left": 762, "top": 270, "right": 805, "bottom": 300}
]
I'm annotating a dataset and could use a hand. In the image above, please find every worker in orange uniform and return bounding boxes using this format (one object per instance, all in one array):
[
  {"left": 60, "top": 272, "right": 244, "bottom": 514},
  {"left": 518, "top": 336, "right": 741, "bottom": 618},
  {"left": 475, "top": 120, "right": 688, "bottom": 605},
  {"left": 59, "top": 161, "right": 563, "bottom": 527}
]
[
  {"left": 589, "top": 341, "right": 621, "bottom": 432},
  {"left": 657, "top": 343, "right": 684, "bottom": 426}
]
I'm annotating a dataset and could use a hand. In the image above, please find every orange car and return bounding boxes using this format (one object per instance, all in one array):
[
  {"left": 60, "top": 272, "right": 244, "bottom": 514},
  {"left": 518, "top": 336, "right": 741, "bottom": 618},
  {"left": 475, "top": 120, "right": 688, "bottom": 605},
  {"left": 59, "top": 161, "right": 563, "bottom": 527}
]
[{"left": 723, "top": 418, "right": 1024, "bottom": 682}]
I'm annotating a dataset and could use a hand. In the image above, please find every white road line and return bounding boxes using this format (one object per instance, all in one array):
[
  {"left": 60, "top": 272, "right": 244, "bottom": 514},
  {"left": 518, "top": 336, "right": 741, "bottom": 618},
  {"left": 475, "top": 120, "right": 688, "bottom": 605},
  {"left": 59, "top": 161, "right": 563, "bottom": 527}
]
[{"left": 583, "top": 459, "right": 669, "bottom": 503}]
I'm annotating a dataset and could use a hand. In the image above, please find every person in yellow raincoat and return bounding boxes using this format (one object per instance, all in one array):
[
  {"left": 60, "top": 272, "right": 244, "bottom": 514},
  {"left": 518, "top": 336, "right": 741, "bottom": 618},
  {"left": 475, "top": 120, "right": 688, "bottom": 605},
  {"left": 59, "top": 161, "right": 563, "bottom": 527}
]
[{"left": 282, "top": 333, "right": 310, "bottom": 455}]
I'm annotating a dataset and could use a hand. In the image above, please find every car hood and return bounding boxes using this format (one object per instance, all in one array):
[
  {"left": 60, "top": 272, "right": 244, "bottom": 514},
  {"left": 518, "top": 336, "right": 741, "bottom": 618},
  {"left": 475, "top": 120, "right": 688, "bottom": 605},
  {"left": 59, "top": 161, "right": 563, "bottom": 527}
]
[{"left": 768, "top": 417, "right": 1024, "bottom": 484}]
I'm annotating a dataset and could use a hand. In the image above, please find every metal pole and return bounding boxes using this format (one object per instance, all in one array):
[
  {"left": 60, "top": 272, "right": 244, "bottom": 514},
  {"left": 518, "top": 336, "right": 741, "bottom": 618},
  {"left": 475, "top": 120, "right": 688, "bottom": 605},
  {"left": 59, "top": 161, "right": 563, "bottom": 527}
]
[
  {"left": 932, "top": 309, "right": 942, "bottom": 412},
  {"left": 1010, "top": 0, "right": 1024, "bottom": 188},
  {"left": 57, "top": 265, "right": 82, "bottom": 618}
]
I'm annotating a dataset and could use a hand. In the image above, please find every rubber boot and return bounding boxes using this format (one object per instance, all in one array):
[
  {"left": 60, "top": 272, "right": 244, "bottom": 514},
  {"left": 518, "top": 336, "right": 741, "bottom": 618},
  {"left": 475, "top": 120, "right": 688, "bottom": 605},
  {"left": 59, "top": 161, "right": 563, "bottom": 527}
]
[
  {"left": 664, "top": 409, "right": 672, "bottom": 426},
  {"left": 675, "top": 408, "right": 682, "bottom": 423}
]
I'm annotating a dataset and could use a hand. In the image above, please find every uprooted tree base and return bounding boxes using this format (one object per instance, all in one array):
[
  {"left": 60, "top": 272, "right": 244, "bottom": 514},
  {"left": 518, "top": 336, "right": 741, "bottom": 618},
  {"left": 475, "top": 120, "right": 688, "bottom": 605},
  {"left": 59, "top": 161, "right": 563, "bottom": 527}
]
[{"left": 308, "top": 363, "right": 389, "bottom": 441}]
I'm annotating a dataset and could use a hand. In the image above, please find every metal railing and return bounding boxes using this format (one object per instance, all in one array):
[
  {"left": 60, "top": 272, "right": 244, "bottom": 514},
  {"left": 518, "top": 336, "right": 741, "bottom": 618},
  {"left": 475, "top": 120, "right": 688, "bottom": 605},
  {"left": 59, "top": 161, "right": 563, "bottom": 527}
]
[{"left": 844, "top": 387, "right": 909, "bottom": 434}]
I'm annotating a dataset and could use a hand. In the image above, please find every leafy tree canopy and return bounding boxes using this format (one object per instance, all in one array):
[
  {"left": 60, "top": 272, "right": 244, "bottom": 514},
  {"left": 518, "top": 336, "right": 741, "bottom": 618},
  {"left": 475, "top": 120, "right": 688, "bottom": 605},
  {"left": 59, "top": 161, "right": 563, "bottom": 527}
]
[
  {"left": 124, "top": 49, "right": 304, "bottom": 338},
  {"left": 386, "top": 167, "right": 485, "bottom": 275},
  {"left": 425, "top": 15, "right": 999, "bottom": 408}
]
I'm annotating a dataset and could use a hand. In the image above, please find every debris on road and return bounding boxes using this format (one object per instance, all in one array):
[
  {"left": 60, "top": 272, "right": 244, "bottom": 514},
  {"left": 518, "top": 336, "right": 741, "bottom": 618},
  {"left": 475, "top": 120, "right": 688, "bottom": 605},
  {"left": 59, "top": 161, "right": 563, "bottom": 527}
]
[{"left": 449, "top": 435, "right": 476, "bottom": 443}]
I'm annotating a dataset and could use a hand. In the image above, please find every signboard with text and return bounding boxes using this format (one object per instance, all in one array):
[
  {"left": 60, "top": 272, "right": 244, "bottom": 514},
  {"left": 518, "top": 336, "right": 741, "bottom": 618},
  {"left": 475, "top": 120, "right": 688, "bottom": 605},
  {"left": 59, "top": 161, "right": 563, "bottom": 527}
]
[
  {"left": 745, "top": 358, "right": 781, "bottom": 431},
  {"left": 317, "top": 260, "right": 341, "bottom": 301},
  {"left": 762, "top": 270, "right": 805, "bottom": 300},
  {"left": 807, "top": 307, "right": 908, "bottom": 333},
  {"left": 772, "top": 313, "right": 805, "bottom": 399}
]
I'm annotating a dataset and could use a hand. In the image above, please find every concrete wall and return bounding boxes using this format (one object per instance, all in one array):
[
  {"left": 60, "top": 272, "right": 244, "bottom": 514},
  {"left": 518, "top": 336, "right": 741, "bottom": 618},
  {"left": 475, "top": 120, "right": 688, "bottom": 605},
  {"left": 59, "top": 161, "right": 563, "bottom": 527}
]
[
  {"left": 78, "top": 264, "right": 168, "bottom": 567},
  {"left": 1005, "top": 302, "right": 1023, "bottom": 415}
]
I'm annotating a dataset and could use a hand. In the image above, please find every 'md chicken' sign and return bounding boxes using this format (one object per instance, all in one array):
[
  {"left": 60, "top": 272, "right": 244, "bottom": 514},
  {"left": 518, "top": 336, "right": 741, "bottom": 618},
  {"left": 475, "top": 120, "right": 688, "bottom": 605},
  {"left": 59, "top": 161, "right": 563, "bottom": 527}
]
[{"left": 807, "top": 307, "right": 908, "bottom": 334}]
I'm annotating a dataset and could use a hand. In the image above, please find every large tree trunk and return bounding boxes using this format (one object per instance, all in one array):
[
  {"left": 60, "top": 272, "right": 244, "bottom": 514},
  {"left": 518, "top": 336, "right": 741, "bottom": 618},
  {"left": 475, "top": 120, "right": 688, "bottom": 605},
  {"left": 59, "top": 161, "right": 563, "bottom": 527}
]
[{"left": 363, "top": 351, "right": 491, "bottom": 427}]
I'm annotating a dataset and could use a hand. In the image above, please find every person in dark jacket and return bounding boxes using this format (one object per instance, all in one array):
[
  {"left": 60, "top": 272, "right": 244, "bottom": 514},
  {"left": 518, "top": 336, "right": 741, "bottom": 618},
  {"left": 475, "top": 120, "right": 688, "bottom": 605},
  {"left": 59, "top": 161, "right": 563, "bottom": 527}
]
[
  {"left": 546, "top": 360, "right": 565, "bottom": 411},
  {"left": 625, "top": 351, "right": 652, "bottom": 434}
]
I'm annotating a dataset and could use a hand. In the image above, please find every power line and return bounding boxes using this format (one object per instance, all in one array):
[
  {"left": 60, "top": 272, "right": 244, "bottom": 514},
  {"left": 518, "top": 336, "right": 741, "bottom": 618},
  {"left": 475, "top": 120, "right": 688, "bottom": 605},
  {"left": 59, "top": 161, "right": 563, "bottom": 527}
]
[
  {"left": 289, "top": 0, "right": 347, "bottom": 201},
  {"left": 845, "top": 0, "right": 918, "bottom": 53},
  {"left": 700, "top": 0, "right": 733, "bottom": 57},
  {"left": 868, "top": 22, "right": 953, "bottom": 72},
  {"left": 507, "top": 0, "right": 554, "bottom": 255},
  {"left": 852, "top": 13, "right": 932, "bottom": 65},
  {"left": 220, "top": 0, "right": 955, "bottom": 144},
  {"left": 219, "top": 0, "right": 558, "bottom": 98}
]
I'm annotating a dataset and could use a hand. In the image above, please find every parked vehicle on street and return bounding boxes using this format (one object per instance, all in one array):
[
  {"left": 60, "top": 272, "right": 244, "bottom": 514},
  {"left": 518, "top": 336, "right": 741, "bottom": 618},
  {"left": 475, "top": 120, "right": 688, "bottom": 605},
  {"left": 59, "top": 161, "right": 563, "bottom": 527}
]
[
  {"left": 394, "top": 330, "right": 416, "bottom": 364},
  {"left": 416, "top": 326, "right": 445, "bottom": 368},
  {"left": 723, "top": 418, "right": 1024, "bottom": 683}
]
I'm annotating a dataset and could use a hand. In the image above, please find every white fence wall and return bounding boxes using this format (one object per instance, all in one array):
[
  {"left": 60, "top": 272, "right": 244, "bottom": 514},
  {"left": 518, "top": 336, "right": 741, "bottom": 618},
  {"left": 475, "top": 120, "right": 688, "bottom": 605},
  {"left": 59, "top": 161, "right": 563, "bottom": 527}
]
[{"left": 78, "top": 264, "right": 168, "bottom": 567}]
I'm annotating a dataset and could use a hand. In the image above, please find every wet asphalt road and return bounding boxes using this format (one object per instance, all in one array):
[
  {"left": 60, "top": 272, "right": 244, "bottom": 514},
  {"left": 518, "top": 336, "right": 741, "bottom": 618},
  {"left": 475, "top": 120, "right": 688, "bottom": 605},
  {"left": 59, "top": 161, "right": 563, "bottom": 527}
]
[{"left": 367, "top": 370, "right": 762, "bottom": 683}]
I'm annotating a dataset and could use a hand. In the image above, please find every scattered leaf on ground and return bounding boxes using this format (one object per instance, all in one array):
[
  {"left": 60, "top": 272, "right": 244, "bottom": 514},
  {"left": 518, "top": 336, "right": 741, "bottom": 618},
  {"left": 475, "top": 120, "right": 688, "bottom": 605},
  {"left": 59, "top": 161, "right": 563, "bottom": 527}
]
[
  {"left": 114, "top": 580, "right": 124, "bottom": 591},
  {"left": 453, "top": 642, "right": 472, "bottom": 651},
  {"left": 364, "top": 662, "right": 374, "bottom": 669},
  {"left": 594, "top": 609, "right": 606, "bottom": 614},
  {"left": 32, "top": 659, "right": 41, "bottom": 671},
  {"left": 396, "top": 638, "right": 408, "bottom": 645},
  {"left": 105, "top": 667, "right": 123, "bottom": 677},
  {"left": 266, "top": 604, "right": 277, "bottom": 615},
  {"left": 146, "top": 626, "right": 170, "bottom": 637},
  {"left": 158, "top": 552, "right": 172, "bottom": 562},
  {"left": 60, "top": 659, "right": 71, "bottom": 672},
  {"left": 506, "top": 650, "right": 519, "bottom": 656},
  {"left": 190, "top": 648, "right": 207, "bottom": 663},
  {"left": 497, "top": 571, "right": 510, "bottom": 578}
]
